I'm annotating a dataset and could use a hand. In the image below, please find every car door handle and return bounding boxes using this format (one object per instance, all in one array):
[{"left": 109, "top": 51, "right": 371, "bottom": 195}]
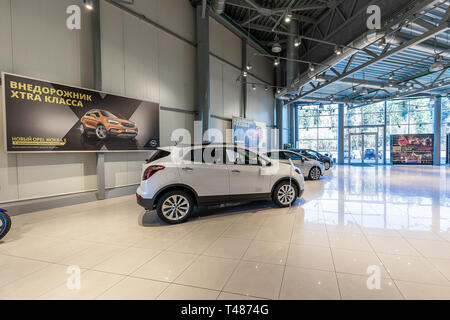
[
  {"left": 182, "top": 167, "right": 194, "bottom": 172},
  {"left": 231, "top": 169, "right": 240, "bottom": 173}
]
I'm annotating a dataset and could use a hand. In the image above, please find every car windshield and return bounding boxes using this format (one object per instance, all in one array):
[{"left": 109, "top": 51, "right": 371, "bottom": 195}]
[{"left": 100, "top": 110, "right": 119, "bottom": 118}]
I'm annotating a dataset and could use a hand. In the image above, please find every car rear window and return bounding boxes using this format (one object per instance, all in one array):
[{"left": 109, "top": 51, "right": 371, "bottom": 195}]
[{"left": 146, "top": 150, "right": 170, "bottom": 163}]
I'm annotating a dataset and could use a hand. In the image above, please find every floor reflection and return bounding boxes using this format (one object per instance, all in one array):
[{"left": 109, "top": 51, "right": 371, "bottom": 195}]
[{"left": 302, "top": 165, "right": 450, "bottom": 233}]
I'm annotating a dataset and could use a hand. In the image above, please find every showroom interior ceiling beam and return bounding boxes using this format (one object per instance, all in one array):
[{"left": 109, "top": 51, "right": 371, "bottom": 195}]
[{"left": 283, "top": 0, "right": 450, "bottom": 106}]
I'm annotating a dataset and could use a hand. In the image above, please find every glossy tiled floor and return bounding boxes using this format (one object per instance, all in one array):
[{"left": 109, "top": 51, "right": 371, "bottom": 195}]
[{"left": 1, "top": 165, "right": 450, "bottom": 300}]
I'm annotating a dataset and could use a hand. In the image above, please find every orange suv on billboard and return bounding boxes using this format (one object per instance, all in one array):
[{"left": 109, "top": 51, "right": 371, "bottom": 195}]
[{"left": 80, "top": 109, "right": 138, "bottom": 140}]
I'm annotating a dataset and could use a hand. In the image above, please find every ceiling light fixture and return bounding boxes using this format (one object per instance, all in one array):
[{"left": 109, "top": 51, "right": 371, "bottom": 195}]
[
  {"left": 294, "top": 37, "right": 301, "bottom": 47},
  {"left": 252, "top": 84, "right": 257, "bottom": 90},
  {"left": 265, "top": 86, "right": 269, "bottom": 92},
  {"left": 430, "top": 55, "right": 444, "bottom": 72},
  {"left": 284, "top": 10, "right": 292, "bottom": 24},
  {"left": 378, "top": 38, "right": 386, "bottom": 49},
  {"left": 308, "top": 64, "right": 315, "bottom": 72},
  {"left": 246, "top": 64, "right": 252, "bottom": 71},
  {"left": 272, "top": 42, "right": 282, "bottom": 53},
  {"left": 334, "top": 45, "right": 343, "bottom": 55},
  {"left": 389, "top": 72, "right": 394, "bottom": 81},
  {"left": 352, "top": 86, "right": 357, "bottom": 93},
  {"left": 83, "top": 0, "right": 94, "bottom": 10},
  {"left": 274, "top": 58, "right": 280, "bottom": 66},
  {"left": 242, "top": 71, "right": 248, "bottom": 77},
  {"left": 361, "top": 87, "right": 369, "bottom": 95}
]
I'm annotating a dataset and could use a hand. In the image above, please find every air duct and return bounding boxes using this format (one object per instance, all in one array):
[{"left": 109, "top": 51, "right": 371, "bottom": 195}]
[{"left": 212, "top": 0, "right": 226, "bottom": 14}]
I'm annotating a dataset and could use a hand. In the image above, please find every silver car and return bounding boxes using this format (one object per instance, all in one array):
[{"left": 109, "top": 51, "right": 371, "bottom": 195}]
[{"left": 263, "top": 150, "right": 325, "bottom": 181}]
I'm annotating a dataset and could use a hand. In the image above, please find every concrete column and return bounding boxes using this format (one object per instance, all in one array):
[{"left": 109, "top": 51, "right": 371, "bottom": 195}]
[
  {"left": 92, "top": 0, "right": 105, "bottom": 200},
  {"left": 294, "top": 105, "right": 298, "bottom": 148},
  {"left": 275, "top": 66, "right": 284, "bottom": 149},
  {"left": 286, "top": 21, "right": 299, "bottom": 148},
  {"left": 195, "top": 4, "right": 210, "bottom": 138},
  {"left": 92, "top": 0, "right": 102, "bottom": 91},
  {"left": 434, "top": 96, "right": 442, "bottom": 166},
  {"left": 241, "top": 38, "right": 248, "bottom": 118},
  {"left": 290, "top": 105, "right": 296, "bottom": 146},
  {"left": 338, "top": 104, "right": 344, "bottom": 165},
  {"left": 97, "top": 153, "right": 105, "bottom": 200}
]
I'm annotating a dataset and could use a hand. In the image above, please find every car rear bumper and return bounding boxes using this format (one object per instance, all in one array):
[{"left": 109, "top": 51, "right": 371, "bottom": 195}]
[{"left": 136, "top": 193, "right": 154, "bottom": 210}]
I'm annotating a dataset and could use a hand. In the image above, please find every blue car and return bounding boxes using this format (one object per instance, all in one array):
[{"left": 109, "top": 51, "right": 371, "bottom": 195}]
[{"left": 0, "top": 209, "right": 11, "bottom": 240}]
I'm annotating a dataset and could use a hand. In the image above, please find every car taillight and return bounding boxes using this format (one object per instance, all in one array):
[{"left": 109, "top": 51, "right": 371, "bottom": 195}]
[{"left": 142, "top": 165, "right": 165, "bottom": 181}]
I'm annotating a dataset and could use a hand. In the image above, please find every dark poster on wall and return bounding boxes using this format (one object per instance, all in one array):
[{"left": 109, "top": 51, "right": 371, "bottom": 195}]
[
  {"left": 390, "top": 134, "right": 434, "bottom": 165},
  {"left": 2, "top": 73, "right": 160, "bottom": 152}
]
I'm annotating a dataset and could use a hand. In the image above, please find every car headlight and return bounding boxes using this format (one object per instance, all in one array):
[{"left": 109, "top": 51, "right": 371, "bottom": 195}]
[{"left": 107, "top": 120, "right": 120, "bottom": 125}]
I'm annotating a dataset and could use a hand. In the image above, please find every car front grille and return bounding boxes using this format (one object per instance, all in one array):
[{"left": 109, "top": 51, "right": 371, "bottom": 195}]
[{"left": 122, "top": 122, "right": 135, "bottom": 128}]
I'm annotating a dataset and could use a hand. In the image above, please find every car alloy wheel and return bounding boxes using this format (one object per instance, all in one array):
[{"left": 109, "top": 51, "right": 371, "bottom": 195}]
[
  {"left": 277, "top": 184, "right": 296, "bottom": 206},
  {"left": 161, "top": 195, "right": 190, "bottom": 221},
  {"left": 309, "top": 167, "right": 320, "bottom": 180},
  {"left": 96, "top": 125, "right": 107, "bottom": 139},
  {"left": 324, "top": 162, "right": 330, "bottom": 170}
]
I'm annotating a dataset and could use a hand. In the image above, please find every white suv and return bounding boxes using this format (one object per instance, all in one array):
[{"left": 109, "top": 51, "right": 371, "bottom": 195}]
[{"left": 136, "top": 144, "right": 305, "bottom": 224}]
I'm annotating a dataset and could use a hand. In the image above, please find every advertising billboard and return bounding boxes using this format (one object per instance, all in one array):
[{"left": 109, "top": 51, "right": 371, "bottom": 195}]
[
  {"left": 2, "top": 73, "right": 159, "bottom": 152},
  {"left": 391, "top": 134, "right": 434, "bottom": 165},
  {"left": 232, "top": 116, "right": 267, "bottom": 150}
]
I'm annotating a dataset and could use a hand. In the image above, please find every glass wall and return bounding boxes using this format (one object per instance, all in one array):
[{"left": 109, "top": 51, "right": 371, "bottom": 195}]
[
  {"left": 442, "top": 97, "right": 450, "bottom": 163},
  {"left": 344, "top": 102, "right": 385, "bottom": 163},
  {"left": 386, "top": 98, "right": 433, "bottom": 163},
  {"left": 297, "top": 104, "right": 338, "bottom": 161},
  {"left": 297, "top": 97, "right": 444, "bottom": 165}
]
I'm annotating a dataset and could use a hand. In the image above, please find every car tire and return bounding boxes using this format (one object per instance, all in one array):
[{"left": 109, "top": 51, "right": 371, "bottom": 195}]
[
  {"left": 0, "top": 212, "right": 11, "bottom": 241},
  {"left": 324, "top": 161, "right": 331, "bottom": 170},
  {"left": 156, "top": 190, "right": 194, "bottom": 224},
  {"left": 308, "top": 167, "right": 321, "bottom": 181},
  {"left": 95, "top": 124, "right": 107, "bottom": 140},
  {"left": 272, "top": 181, "right": 298, "bottom": 208}
]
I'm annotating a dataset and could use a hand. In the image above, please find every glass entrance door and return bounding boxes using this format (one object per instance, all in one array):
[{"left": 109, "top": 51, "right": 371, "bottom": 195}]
[
  {"left": 362, "top": 133, "right": 379, "bottom": 164},
  {"left": 349, "top": 134, "right": 362, "bottom": 164},
  {"left": 348, "top": 132, "right": 379, "bottom": 165}
]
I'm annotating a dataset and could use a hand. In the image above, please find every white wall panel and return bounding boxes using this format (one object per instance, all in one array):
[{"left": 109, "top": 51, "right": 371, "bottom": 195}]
[
  {"left": 0, "top": 0, "right": 12, "bottom": 73},
  {"left": 157, "top": 0, "right": 195, "bottom": 43},
  {"left": 126, "top": 152, "right": 151, "bottom": 185},
  {"left": 123, "top": 0, "right": 195, "bottom": 43},
  {"left": 105, "top": 153, "right": 128, "bottom": 189},
  {"left": 160, "top": 110, "right": 195, "bottom": 146},
  {"left": 210, "top": 58, "right": 224, "bottom": 118},
  {"left": 123, "top": 14, "right": 160, "bottom": 103},
  {"left": 247, "top": 45, "right": 274, "bottom": 85},
  {"left": 209, "top": 18, "right": 241, "bottom": 68},
  {"left": 210, "top": 117, "right": 233, "bottom": 143},
  {"left": 210, "top": 57, "right": 241, "bottom": 120},
  {"left": 16, "top": 153, "right": 97, "bottom": 200},
  {"left": 247, "top": 76, "right": 274, "bottom": 125},
  {"left": 101, "top": 1, "right": 125, "bottom": 95},
  {"left": 10, "top": 0, "right": 89, "bottom": 86},
  {"left": 222, "top": 64, "right": 241, "bottom": 119},
  {"left": 158, "top": 32, "right": 195, "bottom": 111}
]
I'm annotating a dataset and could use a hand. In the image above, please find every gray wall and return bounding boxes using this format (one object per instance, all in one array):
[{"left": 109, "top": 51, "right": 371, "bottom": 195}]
[{"left": 0, "top": 0, "right": 275, "bottom": 204}]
